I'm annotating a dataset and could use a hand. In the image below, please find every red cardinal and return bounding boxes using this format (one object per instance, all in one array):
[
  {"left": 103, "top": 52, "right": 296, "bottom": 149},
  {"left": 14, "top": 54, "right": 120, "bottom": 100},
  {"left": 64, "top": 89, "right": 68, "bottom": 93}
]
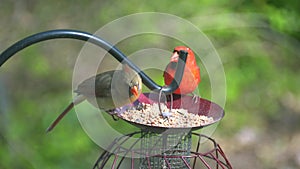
[{"left": 163, "top": 46, "right": 201, "bottom": 95}]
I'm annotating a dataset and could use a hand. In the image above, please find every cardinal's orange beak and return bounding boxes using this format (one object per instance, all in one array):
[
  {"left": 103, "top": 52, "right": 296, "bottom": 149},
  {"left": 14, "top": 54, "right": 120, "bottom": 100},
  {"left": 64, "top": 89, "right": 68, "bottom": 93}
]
[
  {"left": 170, "top": 51, "right": 179, "bottom": 62},
  {"left": 131, "top": 86, "right": 139, "bottom": 97}
]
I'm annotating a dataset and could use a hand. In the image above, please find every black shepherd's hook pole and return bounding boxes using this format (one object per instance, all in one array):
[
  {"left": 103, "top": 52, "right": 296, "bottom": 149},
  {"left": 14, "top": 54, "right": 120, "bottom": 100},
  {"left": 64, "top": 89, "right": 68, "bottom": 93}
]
[{"left": 0, "top": 29, "right": 187, "bottom": 94}]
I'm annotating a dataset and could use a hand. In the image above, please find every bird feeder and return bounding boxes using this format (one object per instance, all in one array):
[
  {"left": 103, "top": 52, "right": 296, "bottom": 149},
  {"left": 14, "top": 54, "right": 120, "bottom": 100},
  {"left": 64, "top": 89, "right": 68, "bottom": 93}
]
[
  {"left": 93, "top": 93, "right": 231, "bottom": 169},
  {"left": 0, "top": 29, "right": 232, "bottom": 169}
]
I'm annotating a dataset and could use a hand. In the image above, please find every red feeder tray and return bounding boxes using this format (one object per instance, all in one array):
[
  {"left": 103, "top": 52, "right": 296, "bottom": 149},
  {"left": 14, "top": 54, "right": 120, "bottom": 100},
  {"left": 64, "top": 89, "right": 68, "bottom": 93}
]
[{"left": 116, "top": 93, "right": 225, "bottom": 133}]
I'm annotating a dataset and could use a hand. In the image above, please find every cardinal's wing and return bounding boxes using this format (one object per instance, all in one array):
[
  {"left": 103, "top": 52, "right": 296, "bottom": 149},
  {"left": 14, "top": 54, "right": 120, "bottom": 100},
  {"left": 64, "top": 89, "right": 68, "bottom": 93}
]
[{"left": 75, "top": 71, "right": 115, "bottom": 97}]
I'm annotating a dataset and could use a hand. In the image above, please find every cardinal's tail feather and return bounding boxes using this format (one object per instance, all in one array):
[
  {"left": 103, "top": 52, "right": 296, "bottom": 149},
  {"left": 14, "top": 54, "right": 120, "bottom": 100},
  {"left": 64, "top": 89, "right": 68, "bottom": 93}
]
[{"left": 46, "top": 95, "right": 86, "bottom": 133}]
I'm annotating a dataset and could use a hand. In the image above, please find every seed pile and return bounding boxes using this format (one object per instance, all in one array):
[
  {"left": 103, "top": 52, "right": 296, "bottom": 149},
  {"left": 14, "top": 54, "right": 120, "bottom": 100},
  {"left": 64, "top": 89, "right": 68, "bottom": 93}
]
[{"left": 119, "top": 103, "right": 214, "bottom": 128}]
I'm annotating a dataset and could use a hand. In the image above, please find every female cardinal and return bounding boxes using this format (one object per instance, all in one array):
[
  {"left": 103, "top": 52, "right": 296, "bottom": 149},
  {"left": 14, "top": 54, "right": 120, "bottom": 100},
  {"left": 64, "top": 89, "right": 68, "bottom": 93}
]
[
  {"left": 46, "top": 65, "right": 142, "bottom": 132},
  {"left": 163, "top": 46, "right": 200, "bottom": 95}
]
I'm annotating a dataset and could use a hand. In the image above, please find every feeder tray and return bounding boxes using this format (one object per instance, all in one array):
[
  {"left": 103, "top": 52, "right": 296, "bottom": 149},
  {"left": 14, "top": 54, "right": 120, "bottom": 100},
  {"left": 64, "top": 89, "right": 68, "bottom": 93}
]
[{"left": 116, "top": 93, "right": 225, "bottom": 133}]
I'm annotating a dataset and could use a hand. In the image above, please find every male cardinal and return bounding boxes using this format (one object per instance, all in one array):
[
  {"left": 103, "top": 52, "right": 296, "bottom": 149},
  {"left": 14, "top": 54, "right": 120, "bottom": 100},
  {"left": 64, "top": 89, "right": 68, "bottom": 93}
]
[
  {"left": 163, "top": 46, "right": 200, "bottom": 95},
  {"left": 46, "top": 65, "right": 142, "bottom": 132}
]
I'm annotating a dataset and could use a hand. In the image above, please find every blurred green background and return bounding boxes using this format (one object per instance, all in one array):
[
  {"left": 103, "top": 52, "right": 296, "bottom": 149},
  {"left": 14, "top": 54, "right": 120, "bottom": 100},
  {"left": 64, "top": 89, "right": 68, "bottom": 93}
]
[{"left": 1, "top": 0, "right": 300, "bottom": 168}]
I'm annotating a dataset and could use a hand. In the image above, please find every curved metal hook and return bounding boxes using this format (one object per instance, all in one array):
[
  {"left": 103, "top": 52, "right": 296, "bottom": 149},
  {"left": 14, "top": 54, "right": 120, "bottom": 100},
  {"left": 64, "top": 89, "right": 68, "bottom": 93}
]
[{"left": 0, "top": 29, "right": 187, "bottom": 94}]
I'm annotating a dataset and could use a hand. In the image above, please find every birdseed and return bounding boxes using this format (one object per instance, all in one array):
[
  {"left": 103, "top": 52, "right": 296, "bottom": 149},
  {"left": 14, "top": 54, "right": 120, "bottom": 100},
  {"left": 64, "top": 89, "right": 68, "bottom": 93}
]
[{"left": 119, "top": 103, "right": 214, "bottom": 128}]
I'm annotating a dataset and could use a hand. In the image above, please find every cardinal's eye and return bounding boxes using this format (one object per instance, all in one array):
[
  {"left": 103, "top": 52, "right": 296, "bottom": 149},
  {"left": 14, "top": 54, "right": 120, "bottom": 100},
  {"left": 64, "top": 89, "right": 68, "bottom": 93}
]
[
  {"left": 129, "top": 82, "right": 135, "bottom": 88},
  {"left": 132, "top": 82, "right": 139, "bottom": 88}
]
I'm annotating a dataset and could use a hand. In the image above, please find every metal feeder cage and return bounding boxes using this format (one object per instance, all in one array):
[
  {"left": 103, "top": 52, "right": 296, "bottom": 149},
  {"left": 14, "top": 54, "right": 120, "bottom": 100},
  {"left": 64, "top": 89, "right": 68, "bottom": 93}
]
[{"left": 93, "top": 131, "right": 232, "bottom": 169}]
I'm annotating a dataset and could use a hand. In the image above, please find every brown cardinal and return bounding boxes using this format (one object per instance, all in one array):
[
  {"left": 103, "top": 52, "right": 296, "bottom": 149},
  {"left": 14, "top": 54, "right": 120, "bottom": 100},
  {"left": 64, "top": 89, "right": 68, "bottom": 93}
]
[
  {"left": 163, "top": 46, "right": 201, "bottom": 95},
  {"left": 46, "top": 65, "right": 142, "bottom": 132}
]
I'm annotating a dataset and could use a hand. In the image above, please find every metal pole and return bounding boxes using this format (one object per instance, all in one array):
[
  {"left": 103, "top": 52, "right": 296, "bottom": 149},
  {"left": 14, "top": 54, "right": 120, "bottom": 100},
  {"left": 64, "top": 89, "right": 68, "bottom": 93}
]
[{"left": 0, "top": 29, "right": 187, "bottom": 94}]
